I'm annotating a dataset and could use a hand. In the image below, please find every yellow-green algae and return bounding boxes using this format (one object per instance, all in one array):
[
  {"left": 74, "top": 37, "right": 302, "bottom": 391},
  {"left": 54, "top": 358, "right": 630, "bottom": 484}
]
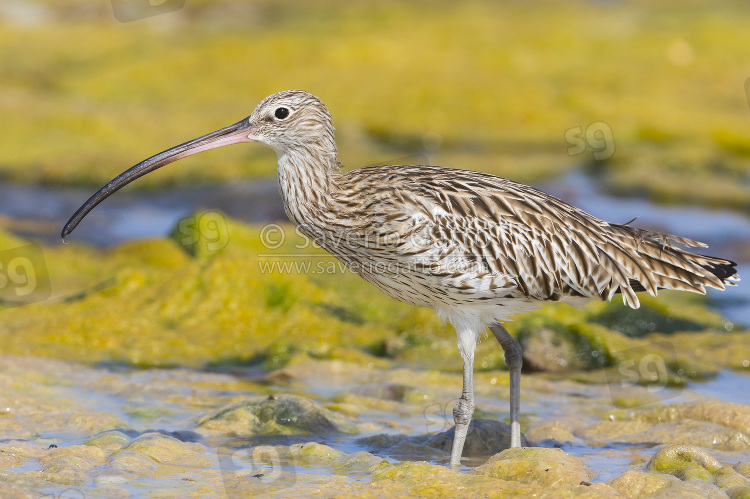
[
  {"left": 608, "top": 470, "right": 729, "bottom": 499},
  {"left": 473, "top": 447, "right": 593, "bottom": 487},
  {"left": 646, "top": 444, "right": 750, "bottom": 489},
  {"left": 2, "top": 1, "right": 750, "bottom": 211},
  {"left": 0, "top": 213, "right": 748, "bottom": 378}
]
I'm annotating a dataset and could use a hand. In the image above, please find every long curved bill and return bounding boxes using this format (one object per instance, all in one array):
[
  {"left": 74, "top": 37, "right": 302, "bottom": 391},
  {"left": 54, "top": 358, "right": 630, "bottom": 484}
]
[{"left": 61, "top": 118, "right": 257, "bottom": 239}]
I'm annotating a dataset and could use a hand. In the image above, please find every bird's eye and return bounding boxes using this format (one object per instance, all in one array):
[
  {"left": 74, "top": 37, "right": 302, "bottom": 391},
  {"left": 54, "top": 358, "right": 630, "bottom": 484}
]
[{"left": 275, "top": 107, "right": 290, "bottom": 119}]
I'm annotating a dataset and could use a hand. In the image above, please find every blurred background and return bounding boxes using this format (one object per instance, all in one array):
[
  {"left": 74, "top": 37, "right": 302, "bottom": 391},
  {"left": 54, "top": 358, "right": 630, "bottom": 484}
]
[{"left": 0, "top": 0, "right": 749, "bottom": 362}]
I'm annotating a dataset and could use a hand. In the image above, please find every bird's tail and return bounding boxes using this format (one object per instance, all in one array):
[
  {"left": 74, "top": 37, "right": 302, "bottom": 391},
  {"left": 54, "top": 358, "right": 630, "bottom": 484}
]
[{"left": 606, "top": 224, "right": 739, "bottom": 308}]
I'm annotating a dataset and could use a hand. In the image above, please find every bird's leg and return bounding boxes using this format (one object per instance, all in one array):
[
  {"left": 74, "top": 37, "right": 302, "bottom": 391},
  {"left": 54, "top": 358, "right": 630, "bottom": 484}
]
[
  {"left": 449, "top": 350, "right": 474, "bottom": 470},
  {"left": 489, "top": 322, "right": 523, "bottom": 448}
]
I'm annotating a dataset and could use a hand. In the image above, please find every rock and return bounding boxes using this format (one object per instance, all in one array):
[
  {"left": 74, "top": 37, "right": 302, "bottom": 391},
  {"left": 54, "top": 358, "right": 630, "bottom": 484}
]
[
  {"left": 640, "top": 401, "right": 750, "bottom": 435},
  {"left": 645, "top": 445, "right": 750, "bottom": 495},
  {"left": 426, "top": 418, "right": 531, "bottom": 457},
  {"left": 197, "top": 395, "right": 357, "bottom": 436},
  {"left": 359, "top": 435, "right": 448, "bottom": 461},
  {"left": 608, "top": 470, "right": 726, "bottom": 499},
  {"left": 360, "top": 419, "right": 530, "bottom": 463},
  {"left": 371, "top": 460, "right": 529, "bottom": 496},
  {"left": 85, "top": 429, "right": 132, "bottom": 454},
  {"left": 736, "top": 461, "right": 750, "bottom": 478},
  {"left": 525, "top": 420, "right": 577, "bottom": 444},
  {"left": 520, "top": 326, "right": 583, "bottom": 372},
  {"left": 472, "top": 447, "right": 593, "bottom": 488},
  {"left": 638, "top": 421, "right": 750, "bottom": 451},
  {"left": 580, "top": 402, "right": 750, "bottom": 451},
  {"left": 727, "top": 485, "right": 750, "bottom": 499},
  {"left": 109, "top": 450, "right": 159, "bottom": 473},
  {"left": 647, "top": 444, "right": 722, "bottom": 481},
  {"left": 577, "top": 420, "right": 652, "bottom": 445},
  {"left": 110, "top": 432, "right": 212, "bottom": 469},
  {"left": 39, "top": 445, "right": 106, "bottom": 486}
]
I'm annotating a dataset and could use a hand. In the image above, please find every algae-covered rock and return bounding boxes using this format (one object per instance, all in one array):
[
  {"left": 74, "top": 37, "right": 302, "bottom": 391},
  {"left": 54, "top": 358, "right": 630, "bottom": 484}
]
[
  {"left": 525, "top": 420, "right": 577, "bottom": 444},
  {"left": 520, "top": 326, "right": 585, "bottom": 372},
  {"left": 646, "top": 444, "right": 750, "bottom": 493},
  {"left": 581, "top": 401, "right": 750, "bottom": 451},
  {"left": 242, "top": 441, "right": 383, "bottom": 473},
  {"left": 639, "top": 421, "right": 749, "bottom": 451},
  {"left": 85, "top": 429, "right": 132, "bottom": 454},
  {"left": 109, "top": 449, "right": 160, "bottom": 473},
  {"left": 197, "top": 395, "right": 358, "bottom": 436},
  {"left": 608, "top": 470, "right": 726, "bottom": 498},
  {"left": 727, "top": 485, "right": 750, "bottom": 499},
  {"left": 737, "top": 461, "right": 750, "bottom": 478},
  {"left": 640, "top": 401, "right": 750, "bottom": 435},
  {"left": 578, "top": 419, "right": 652, "bottom": 445},
  {"left": 371, "top": 460, "right": 529, "bottom": 496},
  {"left": 472, "top": 447, "right": 593, "bottom": 487},
  {"left": 516, "top": 316, "right": 614, "bottom": 372},
  {"left": 111, "top": 432, "right": 212, "bottom": 468},
  {"left": 646, "top": 444, "right": 721, "bottom": 481},
  {"left": 39, "top": 444, "right": 106, "bottom": 486}
]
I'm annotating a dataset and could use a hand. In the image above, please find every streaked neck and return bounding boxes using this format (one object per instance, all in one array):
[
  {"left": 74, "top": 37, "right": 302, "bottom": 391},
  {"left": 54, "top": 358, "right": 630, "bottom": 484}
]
[{"left": 277, "top": 145, "right": 339, "bottom": 226}]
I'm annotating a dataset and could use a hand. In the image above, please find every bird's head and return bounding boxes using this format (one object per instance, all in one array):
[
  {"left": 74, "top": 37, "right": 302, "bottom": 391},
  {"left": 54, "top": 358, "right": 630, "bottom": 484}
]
[
  {"left": 61, "top": 90, "right": 335, "bottom": 239},
  {"left": 247, "top": 90, "right": 336, "bottom": 154}
]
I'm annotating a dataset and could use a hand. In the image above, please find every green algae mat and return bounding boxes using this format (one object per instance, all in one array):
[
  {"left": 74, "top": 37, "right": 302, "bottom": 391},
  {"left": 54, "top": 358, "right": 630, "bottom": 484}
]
[{"left": 1, "top": 215, "right": 747, "bottom": 375}]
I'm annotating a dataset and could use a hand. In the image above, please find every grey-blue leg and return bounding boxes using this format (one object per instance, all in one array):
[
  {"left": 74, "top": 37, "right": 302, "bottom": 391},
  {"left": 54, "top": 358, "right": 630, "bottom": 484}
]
[{"left": 490, "top": 322, "right": 522, "bottom": 447}]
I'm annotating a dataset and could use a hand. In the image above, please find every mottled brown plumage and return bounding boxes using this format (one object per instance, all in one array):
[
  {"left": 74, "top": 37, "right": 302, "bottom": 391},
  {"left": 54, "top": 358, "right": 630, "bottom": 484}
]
[{"left": 62, "top": 90, "right": 739, "bottom": 470}]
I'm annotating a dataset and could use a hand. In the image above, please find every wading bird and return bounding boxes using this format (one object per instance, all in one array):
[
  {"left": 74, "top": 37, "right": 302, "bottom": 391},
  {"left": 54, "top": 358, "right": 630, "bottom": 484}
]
[{"left": 62, "top": 90, "right": 739, "bottom": 469}]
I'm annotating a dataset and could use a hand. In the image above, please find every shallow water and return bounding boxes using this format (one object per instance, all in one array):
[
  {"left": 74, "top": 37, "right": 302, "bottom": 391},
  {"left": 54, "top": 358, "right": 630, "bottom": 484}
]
[{"left": 1, "top": 354, "right": 748, "bottom": 497}]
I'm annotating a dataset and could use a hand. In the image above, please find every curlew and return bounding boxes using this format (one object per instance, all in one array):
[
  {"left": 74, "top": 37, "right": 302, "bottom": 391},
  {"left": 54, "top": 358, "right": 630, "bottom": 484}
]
[{"left": 62, "top": 90, "right": 739, "bottom": 469}]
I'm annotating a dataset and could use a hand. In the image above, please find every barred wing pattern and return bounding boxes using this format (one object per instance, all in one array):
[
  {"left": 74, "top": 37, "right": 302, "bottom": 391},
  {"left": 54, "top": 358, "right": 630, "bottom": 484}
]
[{"left": 327, "top": 165, "right": 737, "bottom": 317}]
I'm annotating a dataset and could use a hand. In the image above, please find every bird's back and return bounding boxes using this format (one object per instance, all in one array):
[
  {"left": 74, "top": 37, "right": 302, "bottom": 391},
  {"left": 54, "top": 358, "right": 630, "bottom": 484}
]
[{"left": 318, "top": 165, "right": 738, "bottom": 315}]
